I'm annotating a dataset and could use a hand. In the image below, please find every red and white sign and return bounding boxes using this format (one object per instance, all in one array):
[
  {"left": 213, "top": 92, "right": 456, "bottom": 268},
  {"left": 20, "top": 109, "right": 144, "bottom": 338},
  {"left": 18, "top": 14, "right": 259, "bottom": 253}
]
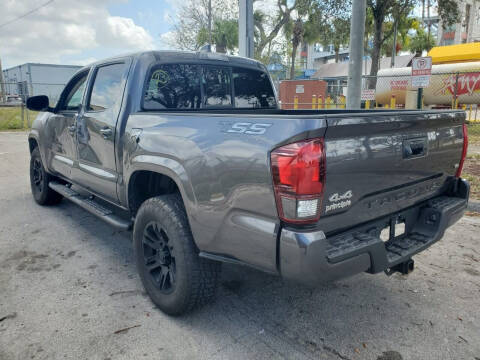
[
  {"left": 412, "top": 57, "right": 432, "bottom": 87},
  {"left": 361, "top": 89, "right": 376, "bottom": 100}
]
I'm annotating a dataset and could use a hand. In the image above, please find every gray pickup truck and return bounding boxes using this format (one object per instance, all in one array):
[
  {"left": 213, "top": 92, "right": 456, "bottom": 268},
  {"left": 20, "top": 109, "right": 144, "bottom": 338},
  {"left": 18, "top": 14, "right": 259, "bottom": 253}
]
[{"left": 26, "top": 50, "right": 469, "bottom": 315}]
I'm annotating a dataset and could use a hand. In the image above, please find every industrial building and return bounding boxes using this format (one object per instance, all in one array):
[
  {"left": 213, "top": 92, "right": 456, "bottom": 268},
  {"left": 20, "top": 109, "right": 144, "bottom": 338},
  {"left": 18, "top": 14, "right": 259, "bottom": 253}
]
[{"left": 2, "top": 63, "right": 81, "bottom": 104}]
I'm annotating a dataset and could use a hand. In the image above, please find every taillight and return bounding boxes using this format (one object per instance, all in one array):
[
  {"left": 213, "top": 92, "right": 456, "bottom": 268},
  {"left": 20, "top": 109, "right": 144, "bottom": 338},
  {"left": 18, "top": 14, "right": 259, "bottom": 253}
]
[
  {"left": 270, "top": 138, "right": 326, "bottom": 224},
  {"left": 455, "top": 123, "right": 468, "bottom": 178}
]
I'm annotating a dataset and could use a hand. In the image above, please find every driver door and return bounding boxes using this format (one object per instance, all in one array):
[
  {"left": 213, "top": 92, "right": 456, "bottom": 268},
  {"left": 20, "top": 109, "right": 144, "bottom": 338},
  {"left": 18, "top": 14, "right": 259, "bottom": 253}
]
[{"left": 46, "top": 70, "right": 89, "bottom": 179}]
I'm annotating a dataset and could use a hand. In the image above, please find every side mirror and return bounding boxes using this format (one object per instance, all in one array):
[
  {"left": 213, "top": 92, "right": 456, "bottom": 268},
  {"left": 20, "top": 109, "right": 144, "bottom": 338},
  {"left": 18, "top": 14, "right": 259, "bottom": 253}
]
[{"left": 26, "top": 95, "right": 50, "bottom": 111}]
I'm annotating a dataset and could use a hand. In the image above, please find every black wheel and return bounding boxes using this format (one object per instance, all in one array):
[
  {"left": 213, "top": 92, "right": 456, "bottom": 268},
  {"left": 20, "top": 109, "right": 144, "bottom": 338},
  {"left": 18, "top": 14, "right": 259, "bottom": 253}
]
[
  {"left": 133, "top": 194, "right": 221, "bottom": 315},
  {"left": 30, "top": 147, "right": 63, "bottom": 205}
]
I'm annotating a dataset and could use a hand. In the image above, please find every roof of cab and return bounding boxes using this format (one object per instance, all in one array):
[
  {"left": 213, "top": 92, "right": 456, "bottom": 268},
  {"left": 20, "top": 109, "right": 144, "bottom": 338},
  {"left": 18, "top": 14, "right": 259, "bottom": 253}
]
[{"left": 80, "top": 50, "right": 264, "bottom": 71}]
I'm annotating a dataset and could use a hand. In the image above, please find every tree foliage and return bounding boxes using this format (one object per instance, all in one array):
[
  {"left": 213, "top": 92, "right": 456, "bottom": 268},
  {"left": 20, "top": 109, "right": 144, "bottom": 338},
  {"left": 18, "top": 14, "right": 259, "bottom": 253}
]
[
  {"left": 320, "top": 18, "right": 350, "bottom": 63},
  {"left": 197, "top": 19, "right": 239, "bottom": 53},
  {"left": 409, "top": 27, "right": 436, "bottom": 55},
  {"left": 170, "top": 0, "right": 238, "bottom": 51},
  {"left": 366, "top": 0, "right": 459, "bottom": 82}
]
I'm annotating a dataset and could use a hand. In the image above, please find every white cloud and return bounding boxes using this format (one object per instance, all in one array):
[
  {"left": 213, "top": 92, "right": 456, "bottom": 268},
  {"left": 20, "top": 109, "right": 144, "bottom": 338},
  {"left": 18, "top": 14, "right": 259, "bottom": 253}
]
[{"left": 0, "top": 0, "right": 155, "bottom": 68}]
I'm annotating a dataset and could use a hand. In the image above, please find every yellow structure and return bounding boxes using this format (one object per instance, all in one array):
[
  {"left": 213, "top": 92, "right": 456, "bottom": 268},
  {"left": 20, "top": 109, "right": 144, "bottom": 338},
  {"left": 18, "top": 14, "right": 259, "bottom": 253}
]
[{"left": 428, "top": 43, "right": 480, "bottom": 64}]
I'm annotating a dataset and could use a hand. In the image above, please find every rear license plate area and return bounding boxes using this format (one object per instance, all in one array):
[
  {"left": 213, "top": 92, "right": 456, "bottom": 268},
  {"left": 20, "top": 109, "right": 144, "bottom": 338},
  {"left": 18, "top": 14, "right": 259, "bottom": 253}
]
[{"left": 380, "top": 220, "right": 406, "bottom": 242}]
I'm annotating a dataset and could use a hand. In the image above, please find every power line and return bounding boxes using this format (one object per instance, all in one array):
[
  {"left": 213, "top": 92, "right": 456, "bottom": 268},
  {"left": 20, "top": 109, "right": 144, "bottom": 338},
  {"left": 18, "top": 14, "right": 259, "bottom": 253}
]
[{"left": 0, "top": 0, "right": 54, "bottom": 29}]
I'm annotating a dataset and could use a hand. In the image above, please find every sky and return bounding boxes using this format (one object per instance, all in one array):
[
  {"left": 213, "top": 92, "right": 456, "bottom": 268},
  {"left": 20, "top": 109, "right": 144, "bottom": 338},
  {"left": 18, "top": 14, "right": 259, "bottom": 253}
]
[{"left": 0, "top": 0, "right": 178, "bottom": 69}]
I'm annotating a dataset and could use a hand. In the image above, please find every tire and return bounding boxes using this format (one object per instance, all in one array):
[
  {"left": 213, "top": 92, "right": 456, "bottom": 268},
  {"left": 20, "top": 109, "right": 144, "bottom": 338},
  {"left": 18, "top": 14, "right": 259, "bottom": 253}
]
[
  {"left": 133, "top": 194, "right": 221, "bottom": 315},
  {"left": 30, "top": 147, "right": 63, "bottom": 205}
]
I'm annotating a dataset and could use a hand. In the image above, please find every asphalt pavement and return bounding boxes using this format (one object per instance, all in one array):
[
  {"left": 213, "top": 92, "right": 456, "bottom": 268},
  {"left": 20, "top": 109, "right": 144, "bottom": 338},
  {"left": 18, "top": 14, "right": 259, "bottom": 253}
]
[{"left": 0, "top": 131, "right": 479, "bottom": 360}]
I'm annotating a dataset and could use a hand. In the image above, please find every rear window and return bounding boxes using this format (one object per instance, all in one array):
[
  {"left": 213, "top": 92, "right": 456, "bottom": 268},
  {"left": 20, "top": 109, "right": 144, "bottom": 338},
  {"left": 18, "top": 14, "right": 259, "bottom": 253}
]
[
  {"left": 203, "top": 66, "right": 232, "bottom": 107},
  {"left": 143, "top": 63, "right": 276, "bottom": 110},
  {"left": 232, "top": 67, "right": 276, "bottom": 108},
  {"left": 144, "top": 64, "right": 201, "bottom": 110}
]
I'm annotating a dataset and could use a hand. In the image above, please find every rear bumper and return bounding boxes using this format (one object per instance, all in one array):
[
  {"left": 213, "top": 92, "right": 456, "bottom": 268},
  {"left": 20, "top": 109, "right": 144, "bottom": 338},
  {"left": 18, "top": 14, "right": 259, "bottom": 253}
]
[{"left": 279, "top": 178, "right": 469, "bottom": 286}]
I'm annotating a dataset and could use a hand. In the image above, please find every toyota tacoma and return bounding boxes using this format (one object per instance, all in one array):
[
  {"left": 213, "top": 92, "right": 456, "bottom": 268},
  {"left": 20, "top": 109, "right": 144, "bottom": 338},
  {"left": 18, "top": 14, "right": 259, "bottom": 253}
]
[{"left": 26, "top": 51, "right": 469, "bottom": 315}]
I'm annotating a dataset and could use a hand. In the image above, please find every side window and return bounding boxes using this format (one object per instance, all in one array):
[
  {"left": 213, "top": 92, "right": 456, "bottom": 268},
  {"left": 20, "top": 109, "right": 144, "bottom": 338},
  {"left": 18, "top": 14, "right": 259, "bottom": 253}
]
[
  {"left": 203, "top": 67, "right": 232, "bottom": 107},
  {"left": 87, "top": 63, "right": 126, "bottom": 111},
  {"left": 232, "top": 67, "right": 276, "bottom": 108},
  {"left": 61, "top": 73, "right": 88, "bottom": 111},
  {"left": 144, "top": 64, "right": 201, "bottom": 110}
]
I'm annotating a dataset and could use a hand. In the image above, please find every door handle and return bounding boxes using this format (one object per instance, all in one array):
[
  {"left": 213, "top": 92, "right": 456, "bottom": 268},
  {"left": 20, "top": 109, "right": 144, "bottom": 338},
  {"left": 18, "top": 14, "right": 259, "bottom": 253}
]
[{"left": 100, "top": 127, "right": 113, "bottom": 139}]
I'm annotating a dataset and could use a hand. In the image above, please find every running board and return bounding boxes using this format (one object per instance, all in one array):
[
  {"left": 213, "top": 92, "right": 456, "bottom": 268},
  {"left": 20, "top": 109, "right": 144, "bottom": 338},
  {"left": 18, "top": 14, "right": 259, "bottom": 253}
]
[{"left": 49, "top": 181, "right": 132, "bottom": 230}]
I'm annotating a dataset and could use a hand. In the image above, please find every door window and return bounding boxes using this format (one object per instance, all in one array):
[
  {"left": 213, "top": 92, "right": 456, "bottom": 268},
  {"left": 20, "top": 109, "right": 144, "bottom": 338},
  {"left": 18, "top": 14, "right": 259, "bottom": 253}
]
[
  {"left": 60, "top": 73, "right": 88, "bottom": 111},
  {"left": 203, "top": 67, "right": 232, "bottom": 107},
  {"left": 87, "top": 63, "right": 126, "bottom": 111}
]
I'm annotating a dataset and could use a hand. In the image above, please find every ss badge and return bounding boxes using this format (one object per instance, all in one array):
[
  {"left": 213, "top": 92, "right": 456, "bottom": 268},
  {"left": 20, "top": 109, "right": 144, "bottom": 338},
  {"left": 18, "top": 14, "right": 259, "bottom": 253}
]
[{"left": 224, "top": 122, "right": 272, "bottom": 135}]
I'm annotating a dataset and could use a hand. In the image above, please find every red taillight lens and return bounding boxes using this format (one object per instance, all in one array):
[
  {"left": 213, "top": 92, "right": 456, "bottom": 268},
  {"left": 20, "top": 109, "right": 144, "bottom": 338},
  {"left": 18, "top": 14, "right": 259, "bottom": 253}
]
[
  {"left": 455, "top": 123, "right": 468, "bottom": 178},
  {"left": 271, "top": 138, "right": 326, "bottom": 224}
]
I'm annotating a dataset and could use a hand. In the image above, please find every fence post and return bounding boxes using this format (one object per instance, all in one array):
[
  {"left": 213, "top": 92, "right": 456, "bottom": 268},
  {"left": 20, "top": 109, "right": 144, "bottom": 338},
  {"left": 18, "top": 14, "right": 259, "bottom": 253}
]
[
  {"left": 453, "top": 72, "right": 459, "bottom": 109},
  {"left": 469, "top": 105, "right": 473, "bottom": 121},
  {"left": 294, "top": 96, "right": 298, "bottom": 110},
  {"left": 390, "top": 95, "right": 396, "bottom": 109},
  {"left": 318, "top": 95, "right": 324, "bottom": 109},
  {"left": 21, "top": 100, "right": 25, "bottom": 129},
  {"left": 417, "top": 88, "right": 423, "bottom": 110},
  {"left": 312, "top": 95, "right": 317, "bottom": 110}
]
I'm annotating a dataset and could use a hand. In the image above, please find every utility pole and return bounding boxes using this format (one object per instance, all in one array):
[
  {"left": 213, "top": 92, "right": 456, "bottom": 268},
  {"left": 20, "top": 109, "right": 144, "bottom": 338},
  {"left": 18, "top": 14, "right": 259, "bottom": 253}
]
[
  {"left": 346, "top": 0, "right": 367, "bottom": 109},
  {"left": 391, "top": 19, "right": 398, "bottom": 68},
  {"left": 0, "top": 58, "right": 6, "bottom": 103},
  {"left": 239, "top": 0, "right": 254, "bottom": 58},
  {"left": 427, "top": 0, "right": 431, "bottom": 47},
  {"left": 208, "top": 0, "right": 212, "bottom": 46}
]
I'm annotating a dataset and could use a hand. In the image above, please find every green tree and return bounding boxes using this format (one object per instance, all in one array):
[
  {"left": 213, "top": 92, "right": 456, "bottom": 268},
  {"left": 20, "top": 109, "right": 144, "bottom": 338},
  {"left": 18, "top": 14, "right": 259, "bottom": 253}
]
[
  {"left": 284, "top": 0, "right": 345, "bottom": 79},
  {"left": 197, "top": 19, "right": 239, "bottom": 53},
  {"left": 320, "top": 18, "right": 350, "bottom": 63},
  {"left": 409, "top": 27, "right": 436, "bottom": 55},
  {"left": 170, "top": 0, "right": 238, "bottom": 51},
  {"left": 366, "top": 0, "right": 459, "bottom": 83}
]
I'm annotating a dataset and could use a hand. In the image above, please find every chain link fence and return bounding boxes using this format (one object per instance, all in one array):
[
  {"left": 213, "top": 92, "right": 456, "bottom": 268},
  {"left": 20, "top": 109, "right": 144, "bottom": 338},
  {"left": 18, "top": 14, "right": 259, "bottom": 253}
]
[
  {"left": 0, "top": 82, "right": 65, "bottom": 130},
  {"left": 281, "top": 70, "right": 480, "bottom": 122}
]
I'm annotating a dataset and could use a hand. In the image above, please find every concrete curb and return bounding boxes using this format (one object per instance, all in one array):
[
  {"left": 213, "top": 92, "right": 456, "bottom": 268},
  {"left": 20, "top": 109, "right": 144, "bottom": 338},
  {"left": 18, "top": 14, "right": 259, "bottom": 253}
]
[{"left": 467, "top": 200, "right": 480, "bottom": 212}]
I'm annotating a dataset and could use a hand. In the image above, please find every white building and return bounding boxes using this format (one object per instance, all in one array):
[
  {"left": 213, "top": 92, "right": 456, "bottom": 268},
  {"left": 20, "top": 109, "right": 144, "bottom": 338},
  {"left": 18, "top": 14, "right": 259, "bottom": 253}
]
[
  {"left": 2, "top": 63, "right": 81, "bottom": 103},
  {"left": 437, "top": 0, "right": 480, "bottom": 45}
]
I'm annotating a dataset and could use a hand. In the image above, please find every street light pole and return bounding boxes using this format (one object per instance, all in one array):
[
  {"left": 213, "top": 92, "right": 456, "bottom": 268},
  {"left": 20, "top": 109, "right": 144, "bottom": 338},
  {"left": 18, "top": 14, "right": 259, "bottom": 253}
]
[
  {"left": 239, "top": 0, "right": 254, "bottom": 58},
  {"left": 346, "top": 0, "right": 367, "bottom": 109}
]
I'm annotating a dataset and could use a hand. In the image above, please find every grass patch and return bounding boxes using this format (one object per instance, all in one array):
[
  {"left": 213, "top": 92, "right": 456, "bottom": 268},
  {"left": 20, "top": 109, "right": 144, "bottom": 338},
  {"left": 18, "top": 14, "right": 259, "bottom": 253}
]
[
  {"left": 463, "top": 173, "right": 480, "bottom": 200},
  {"left": 0, "top": 107, "right": 38, "bottom": 131},
  {"left": 468, "top": 123, "right": 480, "bottom": 145}
]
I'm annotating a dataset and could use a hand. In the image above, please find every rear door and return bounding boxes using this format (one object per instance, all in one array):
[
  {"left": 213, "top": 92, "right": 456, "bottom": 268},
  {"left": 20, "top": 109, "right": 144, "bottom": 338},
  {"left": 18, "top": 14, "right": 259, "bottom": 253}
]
[
  {"left": 320, "top": 111, "right": 465, "bottom": 233},
  {"left": 74, "top": 60, "right": 130, "bottom": 202},
  {"left": 46, "top": 70, "right": 89, "bottom": 179}
]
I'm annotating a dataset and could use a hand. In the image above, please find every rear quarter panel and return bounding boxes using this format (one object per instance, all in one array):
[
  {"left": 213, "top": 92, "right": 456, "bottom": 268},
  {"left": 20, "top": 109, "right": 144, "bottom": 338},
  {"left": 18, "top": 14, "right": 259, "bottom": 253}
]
[{"left": 124, "top": 112, "right": 327, "bottom": 272}]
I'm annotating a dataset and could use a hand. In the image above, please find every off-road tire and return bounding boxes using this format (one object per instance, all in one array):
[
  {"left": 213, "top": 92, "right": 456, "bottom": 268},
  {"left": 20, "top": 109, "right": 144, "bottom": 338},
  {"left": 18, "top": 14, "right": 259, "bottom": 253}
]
[
  {"left": 30, "top": 147, "right": 63, "bottom": 205},
  {"left": 133, "top": 194, "right": 221, "bottom": 315}
]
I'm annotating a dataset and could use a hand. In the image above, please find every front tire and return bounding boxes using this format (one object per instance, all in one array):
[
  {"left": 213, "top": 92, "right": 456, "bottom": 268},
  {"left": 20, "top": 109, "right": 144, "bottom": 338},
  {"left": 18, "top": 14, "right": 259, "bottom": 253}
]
[
  {"left": 133, "top": 195, "right": 221, "bottom": 315},
  {"left": 30, "top": 147, "right": 63, "bottom": 205}
]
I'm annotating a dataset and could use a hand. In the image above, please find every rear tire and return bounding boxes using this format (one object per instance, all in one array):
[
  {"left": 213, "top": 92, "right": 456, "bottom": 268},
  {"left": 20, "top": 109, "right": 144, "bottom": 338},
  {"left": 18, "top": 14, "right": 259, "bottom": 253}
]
[
  {"left": 30, "top": 147, "right": 63, "bottom": 205},
  {"left": 133, "top": 194, "right": 221, "bottom": 315}
]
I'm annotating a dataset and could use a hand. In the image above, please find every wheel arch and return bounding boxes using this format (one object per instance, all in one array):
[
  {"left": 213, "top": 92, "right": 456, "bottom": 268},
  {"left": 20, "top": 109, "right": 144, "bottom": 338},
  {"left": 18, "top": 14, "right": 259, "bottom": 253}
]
[{"left": 126, "top": 155, "right": 196, "bottom": 218}]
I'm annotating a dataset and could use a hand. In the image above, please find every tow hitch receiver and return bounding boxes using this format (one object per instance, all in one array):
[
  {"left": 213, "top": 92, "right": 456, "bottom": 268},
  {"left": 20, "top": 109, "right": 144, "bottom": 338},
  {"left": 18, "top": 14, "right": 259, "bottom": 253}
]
[{"left": 385, "top": 259, "right": 414, "bottom": 276}]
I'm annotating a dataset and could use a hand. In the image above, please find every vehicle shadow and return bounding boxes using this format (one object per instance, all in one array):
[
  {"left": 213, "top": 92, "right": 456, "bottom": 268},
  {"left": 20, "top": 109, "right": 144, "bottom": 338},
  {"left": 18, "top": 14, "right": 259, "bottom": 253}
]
[{"left": 54, "top": 200, "right": 424, "bottom": 360}]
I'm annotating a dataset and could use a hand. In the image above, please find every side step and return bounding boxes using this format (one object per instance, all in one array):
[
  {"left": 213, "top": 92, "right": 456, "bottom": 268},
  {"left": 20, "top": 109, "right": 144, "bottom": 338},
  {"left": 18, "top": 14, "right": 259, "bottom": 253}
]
[{"left": 49, "top": 181, "right": 132, "bottom": 230}]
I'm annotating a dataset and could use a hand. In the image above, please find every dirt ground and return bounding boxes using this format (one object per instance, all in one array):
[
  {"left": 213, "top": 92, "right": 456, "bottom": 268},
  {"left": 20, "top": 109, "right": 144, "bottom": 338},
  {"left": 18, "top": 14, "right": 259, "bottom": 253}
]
[{"left": 1, "top": 131, "right": 479, "bottom": 360}]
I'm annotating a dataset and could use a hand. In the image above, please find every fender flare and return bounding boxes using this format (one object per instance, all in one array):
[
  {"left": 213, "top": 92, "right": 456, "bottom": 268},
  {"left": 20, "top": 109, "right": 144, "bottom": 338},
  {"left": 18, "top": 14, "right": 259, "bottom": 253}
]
[{"left": 126, "top": 154, "right": 197, "bottom": 215}]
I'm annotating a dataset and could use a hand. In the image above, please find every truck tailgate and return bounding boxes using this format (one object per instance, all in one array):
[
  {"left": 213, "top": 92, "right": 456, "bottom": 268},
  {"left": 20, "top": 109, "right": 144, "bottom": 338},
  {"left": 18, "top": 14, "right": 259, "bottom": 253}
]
[{"left": 319, "top": 110, "right": 465, "bottom": 234}]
